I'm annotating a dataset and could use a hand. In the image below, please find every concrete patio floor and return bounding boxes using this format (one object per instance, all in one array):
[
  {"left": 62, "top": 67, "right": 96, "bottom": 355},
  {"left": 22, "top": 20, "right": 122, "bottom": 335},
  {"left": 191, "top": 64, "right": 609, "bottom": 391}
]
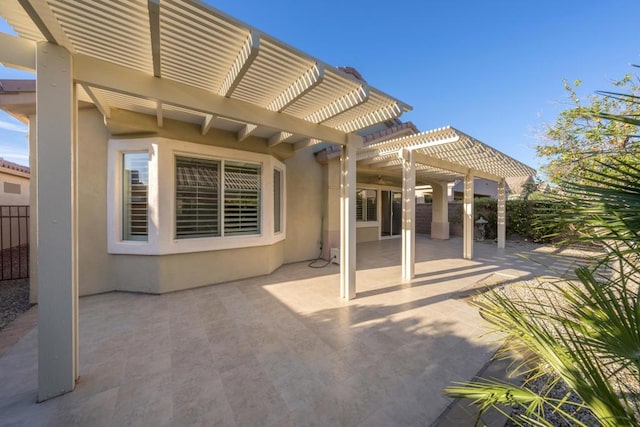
[{"left": 0, "top": 236, "right": 588, "bottom": 426}]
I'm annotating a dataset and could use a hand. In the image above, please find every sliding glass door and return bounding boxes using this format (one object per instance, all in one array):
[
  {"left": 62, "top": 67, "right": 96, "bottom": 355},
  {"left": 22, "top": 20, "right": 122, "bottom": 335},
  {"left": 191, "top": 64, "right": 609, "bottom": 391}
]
[{"left": 381, "top": 190, "right": 402, "bottom": 237}]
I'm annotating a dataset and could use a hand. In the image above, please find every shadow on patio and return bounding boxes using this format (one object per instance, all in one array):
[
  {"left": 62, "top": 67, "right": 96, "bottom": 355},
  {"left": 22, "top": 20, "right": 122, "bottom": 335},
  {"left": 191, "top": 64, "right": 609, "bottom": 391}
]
[{"left": 0, "top": 235, "right": 592, "bottom": 426}]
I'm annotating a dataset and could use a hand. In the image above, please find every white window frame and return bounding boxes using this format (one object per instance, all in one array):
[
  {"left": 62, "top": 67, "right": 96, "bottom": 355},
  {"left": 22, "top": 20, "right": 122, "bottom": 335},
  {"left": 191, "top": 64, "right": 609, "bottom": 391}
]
[
  {"left": 174, "top": 155, "right": 222, "bottom": 239},
  {"left": 108, "top": 139, "right": 158, "bottom": 254},
  {"left": 108, "top": 137, "right": 285, "bottom": 255},
  {"left": 122, "top": 151, "right": 151, "bottom": 241},
  {"left": 273, "top": 167, "right": 285, "bottom": 235},
  {"left": 355, "top": 186, "right": 380, "bottom": 228}
]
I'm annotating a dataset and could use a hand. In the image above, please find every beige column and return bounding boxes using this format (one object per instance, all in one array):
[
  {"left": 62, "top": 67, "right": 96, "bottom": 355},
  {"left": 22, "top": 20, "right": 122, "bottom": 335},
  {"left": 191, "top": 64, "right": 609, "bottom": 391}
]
[
  {"left": 340, "top": 140, "right": 357, "bottom": 300},
  {"left": 430, "top": 181, "right": 449, "bottom": 239},
  {"left": 463, "top": 172, "right": 474, "bottom": 259},
  {"left": 36, "top": 42, "right": 79, "bottom": 401},
  {"left": 401, "top": 149, "right": 415, "bottom": 281},
  {"left": 497, "top": 178, "right": 506, "bottom": 249}
]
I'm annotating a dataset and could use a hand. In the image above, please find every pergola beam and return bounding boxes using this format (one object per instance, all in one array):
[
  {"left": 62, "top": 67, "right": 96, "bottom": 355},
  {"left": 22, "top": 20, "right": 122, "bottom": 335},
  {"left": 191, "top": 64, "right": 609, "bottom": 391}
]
[
  {"left": 267, "top": 63, "right": 324, "bottom": 112},
  {"left": 363, "top": 158, "right": 402, "bottom": 169},
  {"left": 219, "top": 30, "right": 260, "bottom": 97},
  {"left": 156, "top": 101, "right": 163, "bottom": 127},
  {"left": 72, "top": 54, "right": 350, "bottom": 145},
  {"left": 359, "top": 148, "right": 506, "bottom": 184},
  {"left": 0, "top": 32, "right": 36, "bottom": 71},
  {"left": 268, "top": 131, "right": 292, "bottom": 148},
  {"left": 237, "top": 123, "right": 257, "bottom": 142},
  {"left": 201, "top": 114, "right": 216, "bottom": 135},
  {"left": 358, "top": 155, "right": 398, "bottom": 166},
  {"left": 147, "top": 0, "right": 161, "bottom": 77},
  {"left": 80, "top": 84, "right": 111, "bottom": 119},
  {"left": 412, "top": 151, "right": 503, "bottom": 182},
  {"left": 413, "top": 151, "right": 469, "bottom": 176},
  {"left": 358, "top": 133, "right": 459, "bottom": 161},
  {"left": 293, "top": 138, "right": 321, "bottom": 151},
  {"left": 17, "top": 0, "right": 75, "bottom": 53}
]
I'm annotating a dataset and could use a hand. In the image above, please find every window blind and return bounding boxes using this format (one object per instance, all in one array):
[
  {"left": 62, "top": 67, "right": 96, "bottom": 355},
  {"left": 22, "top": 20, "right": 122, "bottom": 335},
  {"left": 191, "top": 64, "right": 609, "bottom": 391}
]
[
  {"left": 175, "top": 156, "right": 220, "bottom": 238},
  {"left": 224, "top": 162, "right": 261, "bottom": 235},
  {"left": 356, "top": 189, "right": 377, "bottom": 222}
]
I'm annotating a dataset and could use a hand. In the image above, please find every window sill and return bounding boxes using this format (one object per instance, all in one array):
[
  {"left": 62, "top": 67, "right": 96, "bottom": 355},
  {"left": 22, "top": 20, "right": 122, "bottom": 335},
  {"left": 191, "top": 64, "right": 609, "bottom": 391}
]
[
  {"left": 109, "top": 232, "right": 285, "bottom": 255},
  {"left": 356, "top": 221, "right": 379, "bottom": 228}
]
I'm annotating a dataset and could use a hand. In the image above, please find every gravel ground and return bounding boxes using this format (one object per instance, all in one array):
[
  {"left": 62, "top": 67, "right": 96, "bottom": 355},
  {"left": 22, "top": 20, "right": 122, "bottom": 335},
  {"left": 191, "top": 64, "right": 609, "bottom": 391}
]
[
  {"left": 0, "top": 278, "right": 30, "bottom": 331},
  {"left": 505, "top": 370, "right": 601, "bottom": 427}
]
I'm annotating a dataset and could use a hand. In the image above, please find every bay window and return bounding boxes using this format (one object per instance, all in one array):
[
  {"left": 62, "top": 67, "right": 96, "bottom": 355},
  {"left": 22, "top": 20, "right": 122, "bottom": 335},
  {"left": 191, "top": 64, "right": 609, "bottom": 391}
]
[{"left": 108, "top": 137, "right": 284, "bottom": 255}]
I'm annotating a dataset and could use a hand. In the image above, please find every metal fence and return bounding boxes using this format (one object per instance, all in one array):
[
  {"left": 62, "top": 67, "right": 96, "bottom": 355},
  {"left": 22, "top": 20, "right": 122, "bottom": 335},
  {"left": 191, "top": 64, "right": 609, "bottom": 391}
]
[{"left": 0, "top": 206, "right": 29, "bottom": 281}]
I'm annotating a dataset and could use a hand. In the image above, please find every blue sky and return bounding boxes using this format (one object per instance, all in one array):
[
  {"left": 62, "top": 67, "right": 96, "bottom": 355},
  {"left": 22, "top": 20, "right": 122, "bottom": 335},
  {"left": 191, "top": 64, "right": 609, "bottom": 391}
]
[{"left": 1, "top": 1, "right": 639, "bottom": 172}]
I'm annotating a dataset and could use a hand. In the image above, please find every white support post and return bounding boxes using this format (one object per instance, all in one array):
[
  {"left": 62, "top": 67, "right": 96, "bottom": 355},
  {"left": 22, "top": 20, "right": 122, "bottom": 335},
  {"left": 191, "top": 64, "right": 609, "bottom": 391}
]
[
  {"left": 36, "top": 42, "right": 79, "bottom": 401},
  {"left": 497, "top": 178, "right": 506, "bottom": 249},
  {"left": 463, "top": 172, "right": 474, "bottom": 260},
  {"left": 340, "top": 139, "right": 357, "bottom": 300},
  {"left": 401, "top": 149, "right": 415, "bottom": 281}
]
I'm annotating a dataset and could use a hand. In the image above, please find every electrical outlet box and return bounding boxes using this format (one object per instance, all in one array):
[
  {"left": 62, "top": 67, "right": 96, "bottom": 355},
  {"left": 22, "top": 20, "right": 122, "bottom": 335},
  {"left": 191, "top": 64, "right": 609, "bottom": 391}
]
[{"left": 330, "top": 248, "right": 340, "bottom": 264}]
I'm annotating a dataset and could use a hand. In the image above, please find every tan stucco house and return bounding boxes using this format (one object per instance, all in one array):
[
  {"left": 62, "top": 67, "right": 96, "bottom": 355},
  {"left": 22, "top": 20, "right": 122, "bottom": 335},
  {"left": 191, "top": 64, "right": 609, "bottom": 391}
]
[
  {"left": 0, "top": 0, "right": 534, "bottom": 402},
  {"left": 0, "top": 157, "right": 29, "bottom": 206}
]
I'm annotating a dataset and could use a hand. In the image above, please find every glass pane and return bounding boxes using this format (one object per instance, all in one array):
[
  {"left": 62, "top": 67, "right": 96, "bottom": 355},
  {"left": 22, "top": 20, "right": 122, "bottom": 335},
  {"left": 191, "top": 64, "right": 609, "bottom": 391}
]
[
  {"left": 366, "top": 189, "right": 377, "bottom": 221},
  {"left": 356, "top": 189, "right": 377, "bottom": 222},
  {"left": 356, "top": 189, "right": 365, "bottom": 221},
  {"left": 175, "top": 156, "right": 220, "bottom": 238},
  {"left": 224, "top": 162, "right": 261, "bottom": 236},
  {"left": 274, "top": 169, "right": 281, "bottom": 233},
  {"left": 123, "top": 152, "right": 149, "bottom": 241},
  {"left": 392, "top": 191, "right": 402, "bottom": 236}
]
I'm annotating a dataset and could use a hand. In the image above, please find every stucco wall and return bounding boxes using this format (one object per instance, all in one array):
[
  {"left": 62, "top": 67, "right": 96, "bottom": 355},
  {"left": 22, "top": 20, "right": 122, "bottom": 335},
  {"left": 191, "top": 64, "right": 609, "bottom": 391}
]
[
  {"left": 283, "top": 147, "right": 323, "bottom": 263},
  {"left": 0, "top": 172, "right": 29, "bottom": 206},
  {"left": 31, "top": 107, "right": 301, "bottom": 297},
  {"left": 78, "top": 108, "right": 114, "bottom": 296},
  {"left": 356, "top": 226, "right": 378, "bottom": 243},
  {"left": 112, "top": 242, "right": 284, "bottom": 294},
  {"left": 108, "top": 108, "right": 293, "bottom": 160}
]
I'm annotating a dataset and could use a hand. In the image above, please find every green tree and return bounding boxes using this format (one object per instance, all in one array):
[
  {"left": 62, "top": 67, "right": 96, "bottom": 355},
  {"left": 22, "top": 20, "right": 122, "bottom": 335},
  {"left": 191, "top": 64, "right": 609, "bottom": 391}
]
[{"left": 537, "top": 73, "right": 640, "bottom": 186}]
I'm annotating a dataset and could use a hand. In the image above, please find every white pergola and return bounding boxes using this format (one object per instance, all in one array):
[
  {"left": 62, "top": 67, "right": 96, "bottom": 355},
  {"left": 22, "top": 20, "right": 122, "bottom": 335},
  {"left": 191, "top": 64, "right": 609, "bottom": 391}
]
[
  {"left": 357, "top": 126, "right": 536, "bottom": 280},
  {"left": 0, "top": 0, "right": 537, "bottom": 404},
  {"left": 0, "top": 0, "right": 411, "bottom": 401}
]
